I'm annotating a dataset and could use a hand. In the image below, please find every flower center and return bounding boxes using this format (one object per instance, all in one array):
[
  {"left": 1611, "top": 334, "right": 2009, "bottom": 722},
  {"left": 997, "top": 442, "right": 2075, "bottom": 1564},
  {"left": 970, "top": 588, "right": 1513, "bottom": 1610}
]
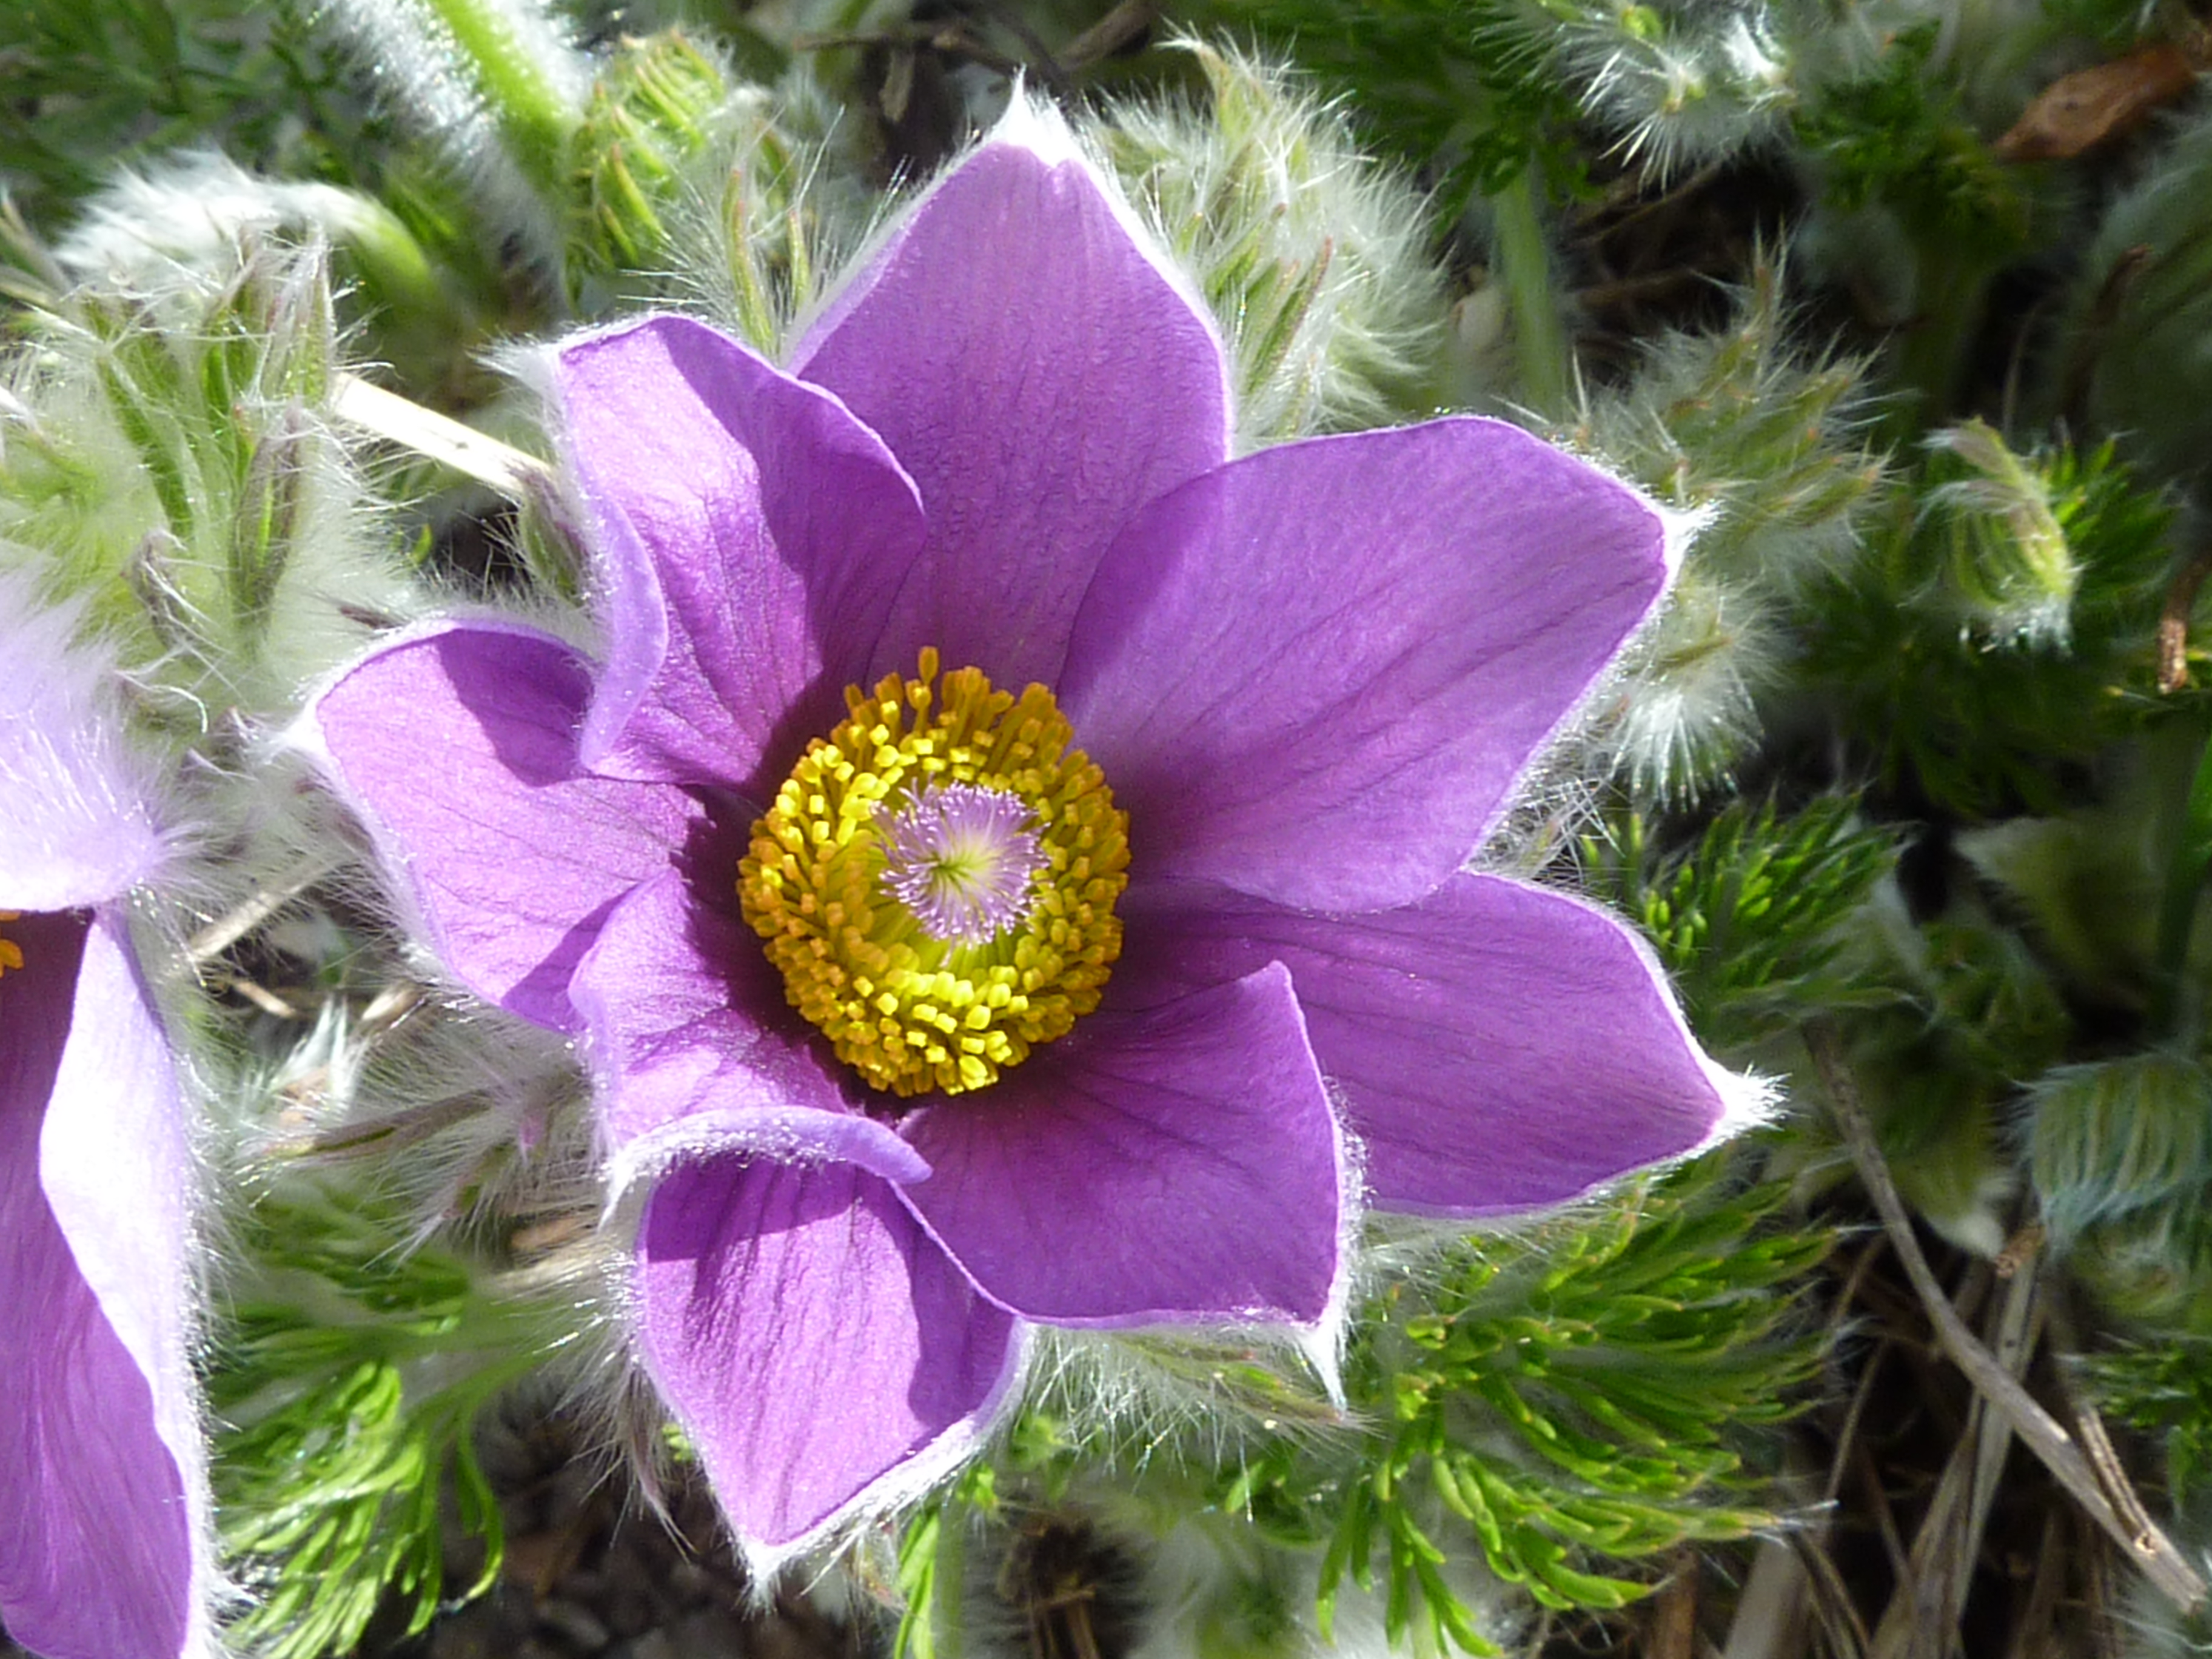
[
  {"left": 877, "top": 781, "right": 1048, "bottom": 945},
  {"left": 0, "top": 912, "right": 21, "bottom": 979},
  {"left": 739, "top": 649, "right": 1130, "bottom": 1098}
]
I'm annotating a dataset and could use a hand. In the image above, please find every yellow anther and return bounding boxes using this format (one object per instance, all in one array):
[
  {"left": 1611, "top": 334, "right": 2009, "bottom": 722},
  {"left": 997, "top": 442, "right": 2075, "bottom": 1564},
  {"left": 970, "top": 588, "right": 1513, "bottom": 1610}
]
[
  {"left": 738, "top": 655, "right": 1130, "bottom": 1098},
  {"left": 0, "top": 911, "right": 19, "bottom": 978}
]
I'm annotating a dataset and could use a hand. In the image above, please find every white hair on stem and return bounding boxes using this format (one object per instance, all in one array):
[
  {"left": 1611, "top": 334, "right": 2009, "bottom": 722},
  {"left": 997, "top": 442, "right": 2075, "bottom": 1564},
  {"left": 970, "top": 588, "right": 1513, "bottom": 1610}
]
[{"left": 313, "top": 0, "right": 589, "bottom": 275}]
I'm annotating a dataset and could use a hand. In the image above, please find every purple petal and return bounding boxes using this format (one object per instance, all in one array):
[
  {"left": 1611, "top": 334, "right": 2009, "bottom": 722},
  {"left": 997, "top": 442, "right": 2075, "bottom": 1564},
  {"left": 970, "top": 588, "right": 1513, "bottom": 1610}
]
[
  {"left": 1, "top": 909, "right": 207, "bottom": 1659},
  {"left": 894, "top": 965, "right": 1342, "bottom": 1327},
  {"left": 303, "top": 623, "right": 702, "bottom": 1031},
  {"left": 559, "top": 317, "right": 928, "bottom": 794},
  {"left": 636, "top": 1151, "right": 1019, "bottom": 1566},
  {"left": 1059, "top": 420, "right": 1669, "bottom": 912},
  {"left": 0, "top": 572, "right": 165, "bottom": 911},
  {"left": 793, "top": 128, "right": 1230, "bottom": 689},
  {"left": 1118, "top": 875, "right": 1740, "bottom": 1216},
  {"left": 570, "top": 870, "right": 903, "bottom": 1179}
]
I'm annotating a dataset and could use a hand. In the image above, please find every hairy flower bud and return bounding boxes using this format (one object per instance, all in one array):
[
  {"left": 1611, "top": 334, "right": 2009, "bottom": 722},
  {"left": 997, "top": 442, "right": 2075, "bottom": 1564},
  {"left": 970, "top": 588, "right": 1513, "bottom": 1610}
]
[
  {"left": 1091, "top": 41, "right": 1449, "bottom": 443},
  {"left": 1924, "top": 418, "right": 2077, "bottom": 646},
  {"left": 569, "top": 31, "right": 732, "bottom": 301}
]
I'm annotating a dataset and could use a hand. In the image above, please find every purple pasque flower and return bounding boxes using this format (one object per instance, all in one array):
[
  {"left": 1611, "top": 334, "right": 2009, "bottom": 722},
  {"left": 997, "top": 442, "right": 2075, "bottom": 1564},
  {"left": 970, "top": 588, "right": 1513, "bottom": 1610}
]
[
  {"left": 301, "top": 106, "right": 1750, "bottom": 1574},
  {"left": 0, "top": 574, "right": 213, "bottom": 1659}
]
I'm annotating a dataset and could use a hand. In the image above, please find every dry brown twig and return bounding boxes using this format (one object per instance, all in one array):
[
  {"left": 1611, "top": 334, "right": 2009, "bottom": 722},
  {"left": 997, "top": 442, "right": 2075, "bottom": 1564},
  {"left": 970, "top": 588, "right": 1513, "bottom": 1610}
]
[
  {"left": 330, "top": 372, "right": 552, "bottom": 498},
  {"left": 1865, "top": 1248, "right": 2040, "bottom": 1658},
  {"left": 186, "top": 850, "right": 348, "bottom": 966},
  {"left": 1806, "top": 1022, "right": 2208, "bottom": 1616},
  {"left": 2157, "top": 545, "right": 2212, "bottom": 693},
  {"left": 1059, "top": 0, "right": 1158, "bottom": 70}
]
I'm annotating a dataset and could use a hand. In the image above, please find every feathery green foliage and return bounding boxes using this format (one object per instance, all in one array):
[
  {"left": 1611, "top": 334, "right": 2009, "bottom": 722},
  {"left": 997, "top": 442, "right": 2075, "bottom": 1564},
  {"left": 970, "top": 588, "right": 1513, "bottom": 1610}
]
[
  {"left": 209, "top": 1192, "right": 574, "bottom": 1659},
  {"left": 0, "top": 0, "right": 364, "bottom": 222},
  {"left": 1791, "top": 29, "right": 2025, "bottom": 253},
  {"left": 1584, "top": 797, "right": 1899, "bottom": 1048},
  {"left": 1316, "top": 1170, "right": 1826, "bottom": 1649},
  {"left": 891, "top": 1166, "right": 1826, "bottom": 1659}
]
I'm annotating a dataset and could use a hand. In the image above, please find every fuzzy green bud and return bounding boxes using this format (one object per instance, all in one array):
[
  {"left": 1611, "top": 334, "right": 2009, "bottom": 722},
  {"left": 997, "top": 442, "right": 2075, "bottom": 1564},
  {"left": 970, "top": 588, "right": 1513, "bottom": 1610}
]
[
  {"left": 415, "top": 0, "right": 586, "bottom": 201},
  {"left": 1606, "top": 564, "right": 1777, "bottom": 802},
  {"left": 1091, "top": 41, "right": 1449, "bottom": 444},
  {"left": 0, "top": 243, "right": 411, "bottom": 720},
  {"left": 1564, "top": 256, "right": 1881, "bottom": 797},
  {"left": 2026, "top": 1051, "right": 2212, "bottom": 1327},
  {"left": 1923, "top": 419, "right": 2077, "bottom": 646},
  {"left": 1569, "top": 257, "right": 1882, "bottom": 590},
  {"left": 319, "top": 0, "right": 588, "bottom": 270},
  {"left": 569, "top": 32, "right": 732, "bottom": 298},
  {"left": 52, "top": 151, "right": 461, "bottom": 396},
  {"left": 2027, "top": 1051, "right": 2212, "bottom": 1244}
]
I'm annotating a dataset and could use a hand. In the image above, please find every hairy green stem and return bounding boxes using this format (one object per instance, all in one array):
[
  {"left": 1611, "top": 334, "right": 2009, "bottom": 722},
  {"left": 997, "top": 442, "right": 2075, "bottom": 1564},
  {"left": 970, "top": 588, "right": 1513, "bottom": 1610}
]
[
  {"left": 336, "top": 199, "right": 460, "bottom": 337},
  {"left": 933, "top": 1506, "right": 967, "bottom": 1659},
  {"left": 1884, "top": 247, "right": 1992, "bottom": 444},
  {"left": 1490, "top": 167, "right": 1572, "bottom": 416},
  {"left": 418, "top": 0, "right": 581, "bottom": 200}
]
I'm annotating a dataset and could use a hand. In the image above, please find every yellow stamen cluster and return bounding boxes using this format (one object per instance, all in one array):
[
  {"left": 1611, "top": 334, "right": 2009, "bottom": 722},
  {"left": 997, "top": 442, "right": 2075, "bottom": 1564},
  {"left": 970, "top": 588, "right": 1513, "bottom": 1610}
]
[
  {"left": 0, "top": 912, "right": 21, "bottom": 978},
  {"left": 739, "top": 649, "right": 1130, "bottom": 1098}
]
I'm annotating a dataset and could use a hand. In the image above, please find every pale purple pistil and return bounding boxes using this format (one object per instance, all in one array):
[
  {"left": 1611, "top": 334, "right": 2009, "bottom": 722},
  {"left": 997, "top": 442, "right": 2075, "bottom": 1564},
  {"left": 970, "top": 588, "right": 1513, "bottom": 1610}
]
[{"left": 876, "top": 781, "right": 1047, "bottom": 944}]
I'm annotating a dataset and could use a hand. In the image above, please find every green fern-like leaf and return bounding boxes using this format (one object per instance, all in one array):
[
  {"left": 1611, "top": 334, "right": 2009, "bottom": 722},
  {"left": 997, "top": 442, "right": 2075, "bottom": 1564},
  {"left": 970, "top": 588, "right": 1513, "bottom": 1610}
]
[
  {"left": 1585, "top": 795, "right": 1899, "bottom": 1048},
  {"left": 209, "top": 1193, "right": 568, "bottom": 1658},
  {"left": 0, "top": 0, "right": 374, "bottom": 228},
  {"left": 1793, "top": 27, "right": 2027, "bottom": 252},
  {"left": 1321, "top": 1166, "right": 1828, "bottom": 1649}
]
